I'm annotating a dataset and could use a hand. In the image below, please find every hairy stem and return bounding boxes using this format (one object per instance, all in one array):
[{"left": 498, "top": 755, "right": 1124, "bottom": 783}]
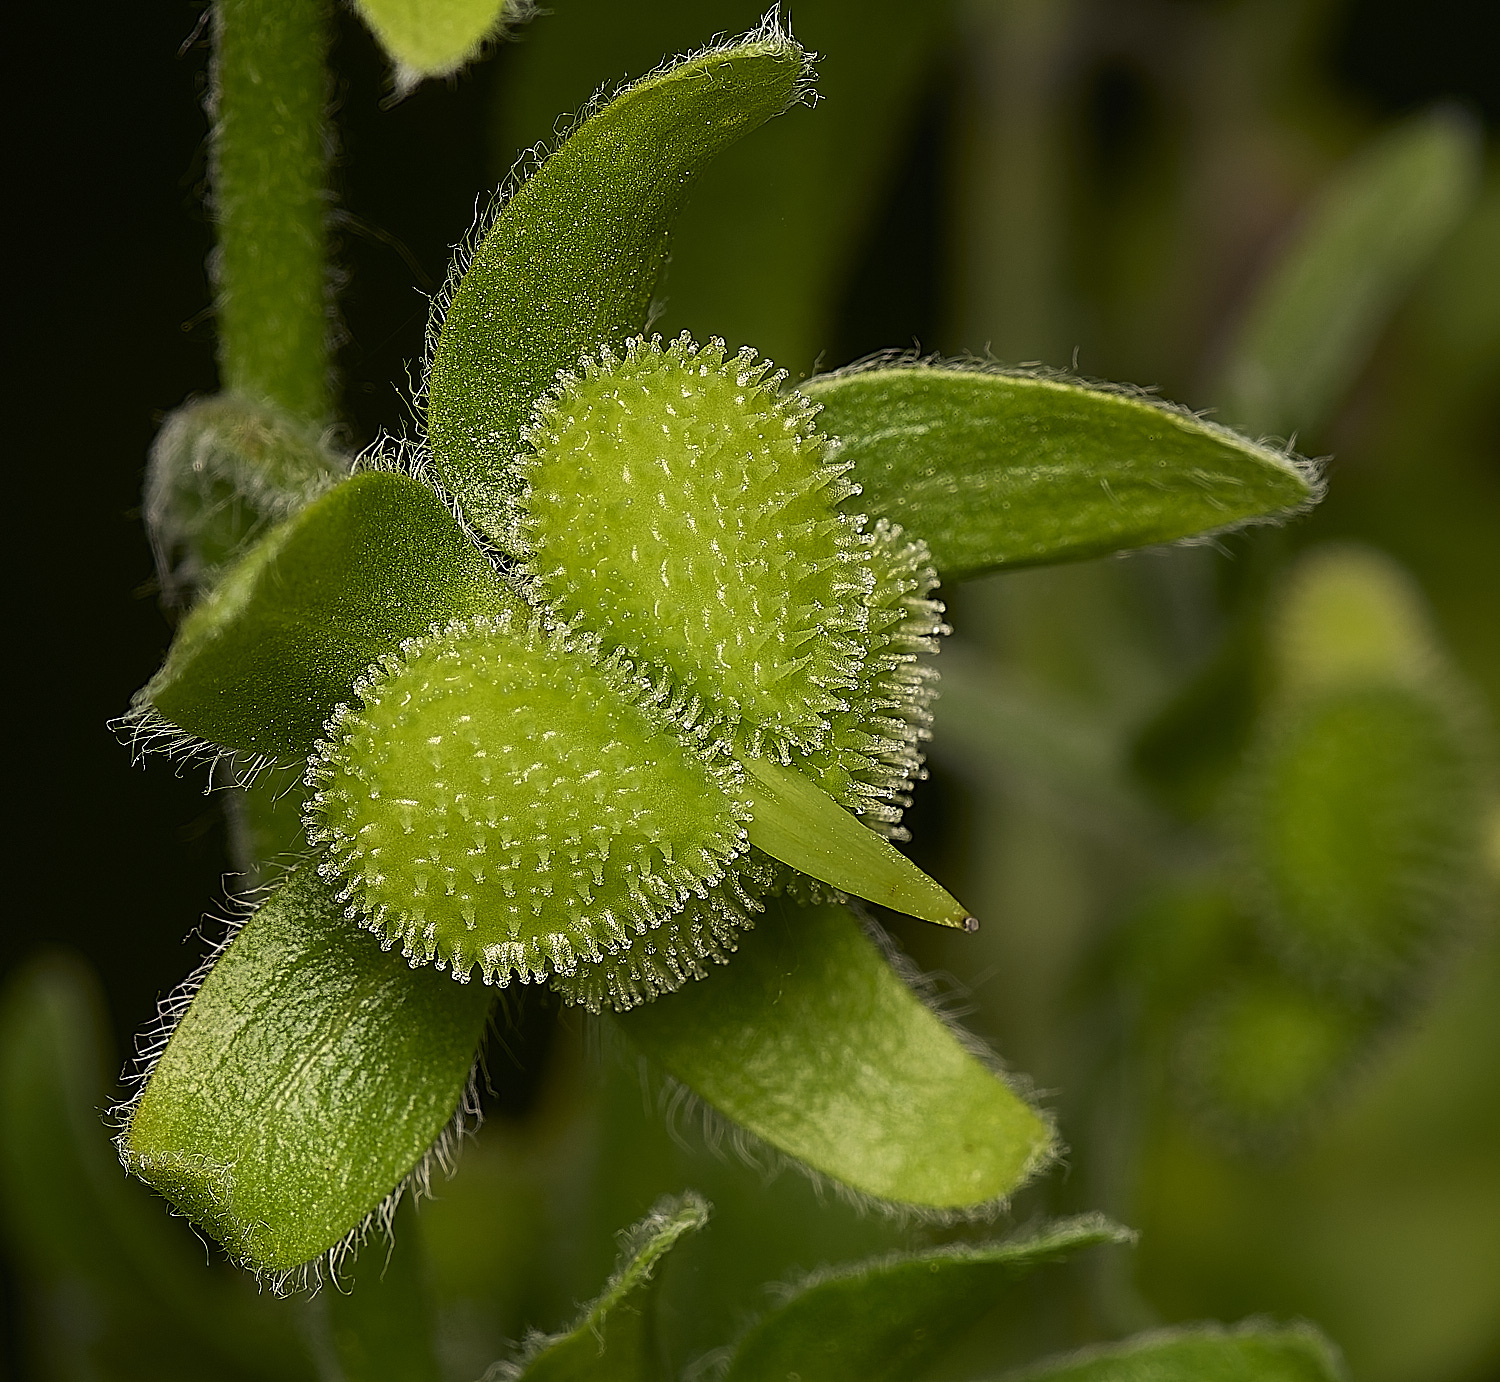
[{"left": 212, "top": 0, "right": 332, "bottom": 422}]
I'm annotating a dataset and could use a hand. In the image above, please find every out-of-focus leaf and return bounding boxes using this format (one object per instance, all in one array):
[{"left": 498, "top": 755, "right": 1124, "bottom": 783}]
[
  {"left": 1242, "top": 546, "right": 1486, "bottom": 995},
  {"left": 0, "top": 954, "right": 317, "bottom": 1380},
  {"left": 998, "top": 1320, "right": 1348, "bottom": 1381},
  {"left": 146, "top": 393, "right": 346, "bottom": 597},
  {"left": 505, "top": 1194, "right": 708, "bottom": 1381},
  {"left": 1219, "top": 108, "right": 1481, "bottom": 437},
  {"left": 121, "top": 865, "right": 492, "bottom": 1277},
  {"left": 425, "top": 23, "right": 810, "bottom": 551},
  {"left": 1268, "top": 545, "right": 1442, "bottom": 695},
  {"left": 1243, "top": 681, "right": 1482, "bottom": 996},
  {"left": 136, "top": 470, "right": 519, "bottom": 762},
  {"left": 722, "top": 1216, "right": 1131, "bottom": 1382},
  {"left": 1175, "top": 975, "right": 1366, "bottom": 1137},
  {"left": 803, "top": 365, "right": 1314, "bottom": 581},
  {"left": 326, "top": 1195, "right": 443, "bottom": 1382},
  {"left": 352, "top": 0, "right": 518, "bottom": 89},
  {"left": 619, "top": 897, "right": 1053, "bottom": 1211}
]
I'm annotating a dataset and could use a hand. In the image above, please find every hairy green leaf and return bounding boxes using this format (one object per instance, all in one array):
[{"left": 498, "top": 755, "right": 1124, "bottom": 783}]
[
  {"left": 121, "top": 865, "right": 492, "bottom": 1276},
  {"left": 0, "top": 956, "right": 316, "bottom": 1380},
  {"left": 723, "top": 1216, "right": 1131, "bottom": 1382},
  {"left": 507, "top": 1194, "right": 708, "bottom": 1380},
  {"left": 999, "top": 1321, "right": 1347, "bottom": 1381},
  {"left": 425, "top": 22, "right": 811, "bottom": 551},
  {"left": 352, "top": 0, "right": 519, "bottom": 89},
  {"left": 137, "top": 470, "right": 519, "bottom": 762},
  {"left": 803, "top": 365, "right": 1314, "bottom": 581},
  {"left": 619, "top": 897, "right": 1053, "bottom": 1210},
  {"left": 1219, "top": 108, "right": 1481, "bottom": 437}
]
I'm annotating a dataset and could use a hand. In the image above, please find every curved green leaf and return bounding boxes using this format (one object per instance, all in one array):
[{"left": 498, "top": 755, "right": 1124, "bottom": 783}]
[
  {"left": 0, "top": 955, "right": 317, "bottom": 1379},
  {"left": 999, "top": 1321, "right": 1347, "bottom": 1382},
  {"left": 352, "top": 0, "right": 519, "bottom": 89},
  {"left": 618, "top": 897, "right": 1053, "bottom": 1210},
  {"left": 1219, "top": 108, "right": 1481, "bottom": 437},
  {"left": 121, "top": 865, "right": 493, "bottom": 1277},
  {"left": 723, "top": 1216, "right": 1131, "bottom": 1382},
  {"left": 803, "top": 365, "right": 1314, "bottom": 581},
  {"left": 425, "top": 22, "right": 811, "bottom": 551},
  {"left": 137, "top": 470, "right": 519, "bottom": 763},
  {"left": 508, "top": 1194, "right": 708, "bottom": 1381}
]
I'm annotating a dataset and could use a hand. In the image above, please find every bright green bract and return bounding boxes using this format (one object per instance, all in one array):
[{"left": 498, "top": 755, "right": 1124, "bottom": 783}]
[
  {"left": 425, "top": 24, "right": 811, "bottom": 552},
  {"left": 121, "top": 866, "right": 492, "bottom": 1277},
  {"left": 1004, "top": 1321, "right": 1348, "bottom": 1381},
  {"left": 137, "top": 471, "right": 518, "bottom": 762},
  {"left": 619, "top": 897, "right": 1053, "bottom": 1210},
  {"left": 803, "top": 365, "right": 1315, "bottom": 581},
  {"left": 722, "top": 1217, "right": 1130, "bottom": 1382},
  {"left": 308, "top": 613, "right": 749, "bottom": 984},
  {"left": 742, "top": 758, "right": 972, "bottom": 927},
  {"left": 507, "top": 1195, "right": 708, "bottom": 1380}
]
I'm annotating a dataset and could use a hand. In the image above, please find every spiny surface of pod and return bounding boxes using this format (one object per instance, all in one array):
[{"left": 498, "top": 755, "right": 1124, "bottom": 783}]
[
  {"left": 518, "top": 333, "right": 873, "bottom": 759},
  {"left": 305, "top": 613, "right": 750, "bottom": 986}
]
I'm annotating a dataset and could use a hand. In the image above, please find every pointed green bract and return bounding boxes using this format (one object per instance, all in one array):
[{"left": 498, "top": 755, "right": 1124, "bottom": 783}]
[
  {"left": 722, "top": 1217, "right": 1131, "bottom": 1382},
  {"left": 1003, "top": 1321, "right": 1348, "bottom": 1382},
  {"left": 425, "top": 25, "right": 811, "bottom": 551},
  {"left": 352, "top": 0, "right": 519, "bottom": 90},
  {"left": 308, "top": 613, "right": 750, "bottom": 985},
  {"left": 742, "top": 758, "right": 971, "bottom": 927},
  {"left": 506, "top": 1194, "right": 708, "bottom": 1380},
  {"left": 121, "top": 865, "right": 492, "bottom": 1276},
  {"left": 1219, "top": 108, "right": 1481, "bottom": 437},
  {"left": 619, "top": 897, "right": 1053, "bottom": 1210},
  {"left": 137, "top": 471, "right": 520, "bottom": 762},
  {"left": 522, "top": 334, "right": 868, "bottom": 755},
  {"left": 803, "top": 365, "right": 1315, "bottom": 581}
]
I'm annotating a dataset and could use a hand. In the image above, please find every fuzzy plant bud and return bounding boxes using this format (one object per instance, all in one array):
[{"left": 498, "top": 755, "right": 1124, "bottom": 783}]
[{"left": 306, "top": 612, "right": 751, "bottom": 986}]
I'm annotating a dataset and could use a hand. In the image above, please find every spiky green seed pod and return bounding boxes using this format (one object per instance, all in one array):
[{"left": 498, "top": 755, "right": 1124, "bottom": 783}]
[
  {"left": 305, "top": 613, "right": 750, "bottom": 986},
  {"left": 518, "top": 333, "right": 872, "bottom": 759},
  {"left": 798, "top": 518, "right": 946, "bottom": 840}
]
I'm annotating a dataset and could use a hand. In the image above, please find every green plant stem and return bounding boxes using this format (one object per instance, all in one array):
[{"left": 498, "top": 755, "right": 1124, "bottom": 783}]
[{"left": 213, "top": 0, "right": 332, "bottom": 422}]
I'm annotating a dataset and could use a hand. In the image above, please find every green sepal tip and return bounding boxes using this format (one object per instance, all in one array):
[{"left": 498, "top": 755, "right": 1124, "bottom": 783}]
[{"left": 743, "top": 757, "right": 974, "bottom": 929}]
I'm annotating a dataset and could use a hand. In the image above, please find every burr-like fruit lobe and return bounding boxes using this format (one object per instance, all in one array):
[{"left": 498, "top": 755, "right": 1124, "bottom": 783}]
[
  {"left": 305, "top": 613, "right": 749, "bottom": 986},
  {"left": 519, "top": 333, "right": 871, "bottom": 759}
]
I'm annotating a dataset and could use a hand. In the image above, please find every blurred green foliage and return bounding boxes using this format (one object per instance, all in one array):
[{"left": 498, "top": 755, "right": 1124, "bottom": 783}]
[{"left": 4, "top": 0, "right": 1496, "bottom": 1378}]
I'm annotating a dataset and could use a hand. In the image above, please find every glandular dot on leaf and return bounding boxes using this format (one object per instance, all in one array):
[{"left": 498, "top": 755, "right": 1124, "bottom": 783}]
[
  {"left": 519, "top": 333, "right": 872, "bottom": 759},
  {"left": 305, "top": 613, "right": 751, "bottom": 986}
]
